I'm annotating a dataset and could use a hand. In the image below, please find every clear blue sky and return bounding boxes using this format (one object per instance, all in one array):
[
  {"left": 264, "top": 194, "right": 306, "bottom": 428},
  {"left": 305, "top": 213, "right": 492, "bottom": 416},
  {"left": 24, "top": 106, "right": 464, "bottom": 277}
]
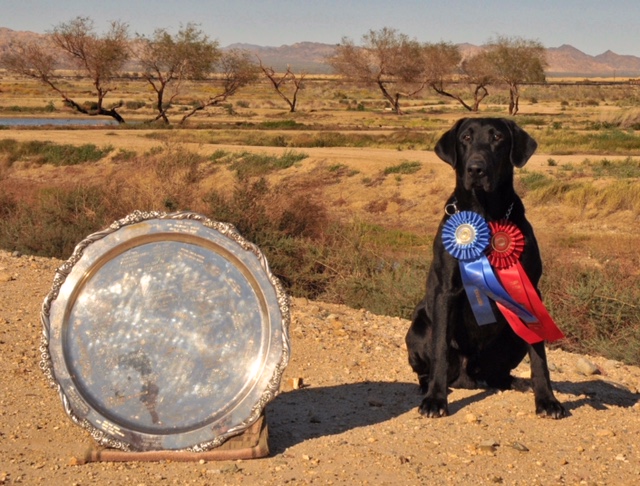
[{"left": 3, "top": 0, "right": 640, "bottom": 57}]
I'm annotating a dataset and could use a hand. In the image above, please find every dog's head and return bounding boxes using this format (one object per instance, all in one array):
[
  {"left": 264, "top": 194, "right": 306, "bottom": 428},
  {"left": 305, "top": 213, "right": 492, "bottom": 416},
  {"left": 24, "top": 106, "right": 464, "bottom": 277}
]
[{"left": 435, "top": 118, "right": 537, "bottom": 192}]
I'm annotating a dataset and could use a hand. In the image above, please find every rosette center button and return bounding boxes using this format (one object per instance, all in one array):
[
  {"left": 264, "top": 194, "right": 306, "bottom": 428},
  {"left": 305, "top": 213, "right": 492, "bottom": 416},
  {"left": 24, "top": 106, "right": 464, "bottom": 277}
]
[
  {"left": 491, "top": 232, "right": 511, "bottom": 253},
  {"left": 455, "top": 224, "right": 476, "bottom": 246}
]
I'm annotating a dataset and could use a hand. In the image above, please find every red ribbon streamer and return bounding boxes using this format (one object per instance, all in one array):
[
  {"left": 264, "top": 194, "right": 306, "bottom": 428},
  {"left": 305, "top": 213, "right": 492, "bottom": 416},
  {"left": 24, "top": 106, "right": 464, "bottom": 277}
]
[{"left": 488, "top": 220, "right": 565, "bottom": 344}]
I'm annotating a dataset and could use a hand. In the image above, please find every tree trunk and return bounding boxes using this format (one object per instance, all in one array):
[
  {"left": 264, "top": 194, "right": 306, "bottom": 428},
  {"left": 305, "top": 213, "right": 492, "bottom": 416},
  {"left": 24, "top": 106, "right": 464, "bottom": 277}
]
[
  {"left": 156, "top": 86, "right": 169, "bottom": 123},
  {"left": 376, "top": 80, "right": 402, "bottom": 114},
  {"left": 509, "top": 83, "right": 520, "bottom": 116},
  {"left": 472, "top": 86, "right": 489, "bottom": 112}
]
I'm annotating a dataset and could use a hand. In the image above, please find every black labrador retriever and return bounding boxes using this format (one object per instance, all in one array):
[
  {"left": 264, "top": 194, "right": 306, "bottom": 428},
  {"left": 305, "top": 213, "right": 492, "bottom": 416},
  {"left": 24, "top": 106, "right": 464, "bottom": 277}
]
[{"left": 405, "top": 117, "right": 566, "bottom": 419}]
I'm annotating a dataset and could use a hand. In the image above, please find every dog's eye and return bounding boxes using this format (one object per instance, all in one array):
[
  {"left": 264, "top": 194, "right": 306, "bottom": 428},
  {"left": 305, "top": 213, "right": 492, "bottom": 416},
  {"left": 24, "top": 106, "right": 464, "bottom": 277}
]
[
  {"left": 462, "top": 133, "right": 472, "bottom": 142},
  {"left": 493, "top": 133, "right": 503, "bottom": 142}
]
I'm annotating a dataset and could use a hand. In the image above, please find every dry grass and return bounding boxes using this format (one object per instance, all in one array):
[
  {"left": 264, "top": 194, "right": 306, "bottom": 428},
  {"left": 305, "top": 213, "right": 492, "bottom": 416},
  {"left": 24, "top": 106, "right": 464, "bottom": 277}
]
[{"left": 0, "top": 75, "right": 639, "bottom": 364}]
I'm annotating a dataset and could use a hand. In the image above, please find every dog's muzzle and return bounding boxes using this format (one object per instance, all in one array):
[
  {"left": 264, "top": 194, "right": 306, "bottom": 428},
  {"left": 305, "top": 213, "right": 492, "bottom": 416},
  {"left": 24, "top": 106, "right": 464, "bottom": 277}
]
[{"left": 464, "top": 159, "right": 492, "bottom": 191}]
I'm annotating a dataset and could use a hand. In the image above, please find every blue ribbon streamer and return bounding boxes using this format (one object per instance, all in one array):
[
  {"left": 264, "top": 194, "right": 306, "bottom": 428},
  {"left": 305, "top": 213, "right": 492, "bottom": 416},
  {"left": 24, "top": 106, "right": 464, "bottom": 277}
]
[{"left": 443, "top": 211, "right": 536, "bottom": 326}]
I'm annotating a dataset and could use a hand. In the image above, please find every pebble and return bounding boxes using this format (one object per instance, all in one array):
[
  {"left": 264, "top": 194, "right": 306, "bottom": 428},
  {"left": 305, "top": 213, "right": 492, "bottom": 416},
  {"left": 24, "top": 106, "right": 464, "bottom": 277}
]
[
  {"left": 464, "top": 413, "right": 479, "bottom": 423},
  {"left": 509, "top": 442, "right": 529, "bottom": 452},
  {"left": 0, "top": 272, "right": 14, "bottom": 282},
  {"left": 478, "top": 439, "right": 498, "bottom": 452},
  {"left": 576, "top": 357, "right": 600, "bottom": 375}
]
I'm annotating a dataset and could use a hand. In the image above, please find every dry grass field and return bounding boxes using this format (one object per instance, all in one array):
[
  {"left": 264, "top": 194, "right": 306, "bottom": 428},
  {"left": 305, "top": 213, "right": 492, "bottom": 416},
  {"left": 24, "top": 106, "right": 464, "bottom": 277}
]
[
  {"left": 1, "top": 74, "right": 639, "bottom": 362},
  {"left": 1, "top": 74, "right": 640, "bottom": 485}
]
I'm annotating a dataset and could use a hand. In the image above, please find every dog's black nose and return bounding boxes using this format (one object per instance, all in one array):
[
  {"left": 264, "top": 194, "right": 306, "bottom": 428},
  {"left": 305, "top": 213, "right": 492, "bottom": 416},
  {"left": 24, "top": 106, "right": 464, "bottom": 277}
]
[{"left": 467, "top": 163, "right": 485, "bottom": 178}]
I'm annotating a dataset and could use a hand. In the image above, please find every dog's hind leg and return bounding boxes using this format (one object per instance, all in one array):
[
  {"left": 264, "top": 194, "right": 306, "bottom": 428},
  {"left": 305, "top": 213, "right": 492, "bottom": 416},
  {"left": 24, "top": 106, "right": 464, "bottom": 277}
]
[
  {"left": 472, "top": 328, "right": 527, "bottom": 390},
  {"left": 448, "top": 353, "right": 477, "bottom": 389}
]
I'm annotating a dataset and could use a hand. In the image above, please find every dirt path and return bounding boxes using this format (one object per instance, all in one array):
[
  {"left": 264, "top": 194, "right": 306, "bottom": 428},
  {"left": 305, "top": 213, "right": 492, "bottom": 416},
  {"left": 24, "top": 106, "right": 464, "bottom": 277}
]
[{"left": 1, "top": 249, "right": 639, "bottom": 485}]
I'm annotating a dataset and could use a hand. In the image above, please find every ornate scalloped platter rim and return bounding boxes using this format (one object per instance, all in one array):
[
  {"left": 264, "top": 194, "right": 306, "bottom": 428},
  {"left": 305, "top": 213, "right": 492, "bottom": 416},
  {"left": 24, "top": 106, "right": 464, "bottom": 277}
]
[{"left": 40, "top": 211, "right": 290, "bottom": 452}]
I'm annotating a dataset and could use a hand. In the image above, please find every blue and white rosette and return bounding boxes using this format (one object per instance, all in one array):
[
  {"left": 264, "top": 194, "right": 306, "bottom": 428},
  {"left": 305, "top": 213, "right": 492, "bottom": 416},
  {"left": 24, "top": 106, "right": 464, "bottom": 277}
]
[{"left": 442, "top": 211, "right": 536, "bottom": 326}]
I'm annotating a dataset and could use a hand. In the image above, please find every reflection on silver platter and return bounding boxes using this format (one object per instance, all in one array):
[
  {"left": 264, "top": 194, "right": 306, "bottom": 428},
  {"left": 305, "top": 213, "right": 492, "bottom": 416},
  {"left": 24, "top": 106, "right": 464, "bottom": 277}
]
[{"left": 40, "top": 211, "right": 290, "bottom": 452}]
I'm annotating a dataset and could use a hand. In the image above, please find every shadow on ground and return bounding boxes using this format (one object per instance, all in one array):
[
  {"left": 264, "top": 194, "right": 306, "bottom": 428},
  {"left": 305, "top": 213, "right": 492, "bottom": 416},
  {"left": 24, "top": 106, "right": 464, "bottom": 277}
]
[
  {"left": 555, "top": 379, "right": 640, "bottom": 412},
  {"left": 265, "top": 381, "right": 496, "bottom": 453},
  {"left": 266, "top": 378, "right": 640, "bottom": 453}
]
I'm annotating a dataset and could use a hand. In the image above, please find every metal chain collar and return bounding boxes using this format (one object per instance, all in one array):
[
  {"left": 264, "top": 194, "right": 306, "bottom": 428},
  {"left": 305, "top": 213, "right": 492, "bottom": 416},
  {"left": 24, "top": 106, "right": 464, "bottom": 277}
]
[{"left": 444, "top": 198, "right": 514, "bottom": 220}]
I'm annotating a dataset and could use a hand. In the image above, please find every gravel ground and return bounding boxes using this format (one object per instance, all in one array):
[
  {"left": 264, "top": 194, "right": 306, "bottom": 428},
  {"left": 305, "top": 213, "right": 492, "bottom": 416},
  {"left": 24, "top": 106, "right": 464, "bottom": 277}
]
[{"left": 1, "top": 249, "right": 639, "bottom": 485}]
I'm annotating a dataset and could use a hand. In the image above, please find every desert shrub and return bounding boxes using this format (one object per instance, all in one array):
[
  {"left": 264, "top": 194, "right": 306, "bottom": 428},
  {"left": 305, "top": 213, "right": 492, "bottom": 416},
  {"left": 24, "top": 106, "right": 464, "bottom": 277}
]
[
  {"left": 0, "top": 186, "right": 113, "bottom": 257},
  {"left": 520, "top": 172, "right": 640, "bottom": 215},
  {"left": 259, "top": 119, "right": 303, "bottom": 129},
  {"left": 227, "top": 150, "right": 308, "bottom": 178},
  {"left": 383, "top": 160, "right": 421, "bottom": 175},
  {"left": 516, "top": 171, "right": 555, "bottom": 192},
  {"left": 583, "top": 157, "right": 640, "bottom": 178},
  {"left": 201, "top": 176, "right": 428, "bottom": 316},
  {"left": 0, "top": 139, "right": 112, "bottom": 166},
  {"left": 112, "top": 148, "right": 137, "bottom": 162},
  {"left": 203, "top": 177, "right": 332, "bottom": 296},
  {"left": 124, "top": 100, "right": 146, "bottom": 109},
  {"left": 541, "top": 260, "right": 640, "bottom": 365}
]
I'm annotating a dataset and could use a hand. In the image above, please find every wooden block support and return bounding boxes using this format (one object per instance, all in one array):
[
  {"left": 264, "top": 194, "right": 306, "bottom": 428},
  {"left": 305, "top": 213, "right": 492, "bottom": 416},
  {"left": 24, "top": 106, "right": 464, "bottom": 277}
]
[{"left": 76, "top": 414, "right": 269, "bottom": 463}]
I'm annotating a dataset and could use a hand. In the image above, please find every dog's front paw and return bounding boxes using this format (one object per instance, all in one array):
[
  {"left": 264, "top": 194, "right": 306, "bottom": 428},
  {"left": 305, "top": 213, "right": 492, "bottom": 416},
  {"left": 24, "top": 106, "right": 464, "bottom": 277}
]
[
  {"left": 535, "top": 398, "right": 567, "bottom": 419},
  {"left": 419, "top": 396, "right": 449, "bottom": 418}
]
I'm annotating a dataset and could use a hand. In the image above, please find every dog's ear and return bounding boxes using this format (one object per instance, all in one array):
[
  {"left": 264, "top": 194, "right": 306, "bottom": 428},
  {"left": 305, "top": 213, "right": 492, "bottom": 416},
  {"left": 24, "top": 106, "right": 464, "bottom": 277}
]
[
  {"left": 435, "top": 118, "right": 467, "bottom": 167},
  {"left": 505, "top": 120, "right": 537, "bottom": 168}
]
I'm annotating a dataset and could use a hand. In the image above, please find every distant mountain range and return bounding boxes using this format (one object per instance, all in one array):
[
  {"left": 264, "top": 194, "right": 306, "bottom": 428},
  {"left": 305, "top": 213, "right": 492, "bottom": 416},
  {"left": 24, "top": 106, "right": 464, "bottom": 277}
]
[
  {"left": 229, "top": 42, "right": 640, "bottom": 77},
  {"left": 2, "top": 27, "right": 640, "bottom": 78}
]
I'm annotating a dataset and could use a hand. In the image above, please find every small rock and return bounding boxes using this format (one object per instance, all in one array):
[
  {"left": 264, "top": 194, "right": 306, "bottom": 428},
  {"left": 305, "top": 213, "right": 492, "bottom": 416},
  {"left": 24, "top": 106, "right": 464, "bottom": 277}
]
[
  {"left": 220, "top": 464, "right": 241, "bottom": 474},
  {"left": 603, "top": 359, "right": 622, "bottom": 370},
  {"left": 464, "top": 413, "right": 479, "bottom": 423},
  {"left": 478, "top": 439, "right": 498, "bottom": 452},
  {"left": 509, "top": 442, "right": 529, "bottom": 452},
  {"left": 576, "top": 357, "right": 599, "bottom": 375},
  {"left": 0, "top": 272, "right": 13, "bottom": 283},
  {"left": 11, "top": 251, "right": 21, "bottom": 258}
]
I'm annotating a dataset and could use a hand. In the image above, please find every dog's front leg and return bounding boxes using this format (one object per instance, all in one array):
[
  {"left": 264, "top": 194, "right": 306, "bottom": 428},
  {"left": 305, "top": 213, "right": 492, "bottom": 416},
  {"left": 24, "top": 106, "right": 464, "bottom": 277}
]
[
  {"left": 528, "top": 341, "right": 567, "bottom": 419},
  {"left": 419, "top": 295, "right": 454, "bottom": 417}
]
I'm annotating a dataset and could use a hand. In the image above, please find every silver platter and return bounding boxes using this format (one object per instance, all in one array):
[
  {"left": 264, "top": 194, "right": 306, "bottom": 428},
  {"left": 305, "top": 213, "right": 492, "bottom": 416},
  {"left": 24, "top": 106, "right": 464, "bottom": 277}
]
[{"left": 40, "top": 211, "right": 290, "bottom": 452}]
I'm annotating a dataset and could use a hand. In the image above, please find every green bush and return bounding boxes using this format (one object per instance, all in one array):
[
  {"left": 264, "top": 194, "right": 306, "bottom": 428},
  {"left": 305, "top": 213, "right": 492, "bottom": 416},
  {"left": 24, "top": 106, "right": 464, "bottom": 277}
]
[
  {"left": 0, "top": 139, "right": 112, "bottom": 166},
  {"left": 383, "top": 160, "right": 422, "bottom": 175},
  {"left": 227, "top": 150, "right": 308, "bottom": 178}
]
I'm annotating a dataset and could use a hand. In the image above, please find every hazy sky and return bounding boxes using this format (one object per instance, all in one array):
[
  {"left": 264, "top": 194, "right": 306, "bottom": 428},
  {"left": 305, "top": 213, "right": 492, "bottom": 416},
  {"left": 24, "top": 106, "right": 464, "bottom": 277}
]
[{"left": 3, "top": 0, "right": 640, "bottom": 56}]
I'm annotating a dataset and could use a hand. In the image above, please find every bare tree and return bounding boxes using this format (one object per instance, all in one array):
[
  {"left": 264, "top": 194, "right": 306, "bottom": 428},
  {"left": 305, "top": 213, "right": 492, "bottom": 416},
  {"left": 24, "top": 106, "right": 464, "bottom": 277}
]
[
  {"left": 137, "top": 24, "right": 221, "bottom": 123},
  {"left": 259, "top": 59, "right": 306, "bottom": 113},
  {"left": 328, "top": 27, "right": 428, "bottom": 114},
  {"left": 485, "top": 36, "right": 547, "bottom": 115},
  {"left": 460, "top": 51, "right": 494, "bottom": 112},
  {"left": 1, "top": 17, "right": 130, "bottom": 123},
  {"left": 422, "top": 42, "right": 472, "bottom": 110},
  {"left": 179, "top": 48, "right": 259, "bottom": 124}
]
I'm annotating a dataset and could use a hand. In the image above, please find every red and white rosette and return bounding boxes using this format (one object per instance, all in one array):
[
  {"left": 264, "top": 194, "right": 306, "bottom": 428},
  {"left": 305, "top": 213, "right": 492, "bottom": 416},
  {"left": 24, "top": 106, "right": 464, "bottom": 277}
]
[{"left": 488, "top": 220, "right": 565, "bottom": 343}]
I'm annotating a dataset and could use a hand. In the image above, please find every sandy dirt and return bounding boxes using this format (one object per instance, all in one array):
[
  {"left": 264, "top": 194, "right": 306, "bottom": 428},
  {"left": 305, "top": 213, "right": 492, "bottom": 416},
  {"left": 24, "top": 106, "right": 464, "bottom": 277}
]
[{"left": 1, "top": 249, "right": 639, "bottom": 485}]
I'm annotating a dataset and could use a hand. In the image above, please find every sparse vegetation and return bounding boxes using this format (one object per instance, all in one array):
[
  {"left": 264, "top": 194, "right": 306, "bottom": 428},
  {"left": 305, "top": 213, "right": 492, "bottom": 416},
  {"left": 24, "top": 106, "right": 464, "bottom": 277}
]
[
  {"left": 383, "top": 160, "right": 422, "bottom": 175},
  {"left": 0, "top": 139, "right": 113, "bottom": 166},
  {"left": 0, "top": 70, "right": 639, "bottom": 366}
]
